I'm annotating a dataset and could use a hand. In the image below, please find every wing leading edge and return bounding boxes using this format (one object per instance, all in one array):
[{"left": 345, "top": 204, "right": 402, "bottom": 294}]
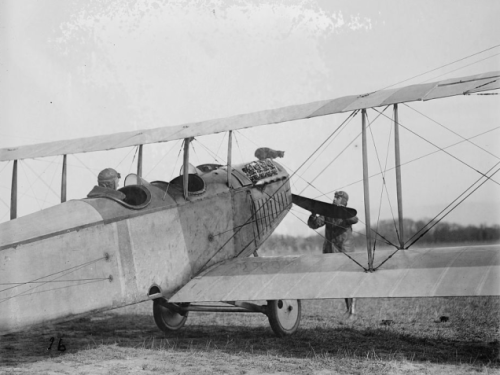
[
  {"left": 1, "top": 71, "right": 498, "bottom": 162},
  {"left": 169, "top": 245, "right": 500, "bottom": 303}
]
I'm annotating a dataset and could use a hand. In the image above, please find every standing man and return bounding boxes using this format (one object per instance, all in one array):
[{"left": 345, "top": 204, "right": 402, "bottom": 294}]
[{"left": 307, "top": 191, "right": 358, "bottom": 315}]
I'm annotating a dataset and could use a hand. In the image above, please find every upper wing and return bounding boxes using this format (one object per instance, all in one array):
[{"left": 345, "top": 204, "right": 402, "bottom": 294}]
[
  {"left": 169, "top": 244, "right": 500, "bottom": 302},
  {"left": 1, "top": 71, "right": 498, "bottom": 162}
]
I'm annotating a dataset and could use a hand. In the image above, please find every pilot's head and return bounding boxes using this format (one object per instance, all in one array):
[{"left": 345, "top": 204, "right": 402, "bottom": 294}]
[
  {"left": 333, "top": 191, "right": 349, "bottom": 207},
  {"left": 98, "top": 168, "right": 121, "bottom": 190}
]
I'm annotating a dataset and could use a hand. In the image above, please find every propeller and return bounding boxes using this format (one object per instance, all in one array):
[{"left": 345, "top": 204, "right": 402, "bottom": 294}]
[{"left": 291, "top": 194, "right": 357, "bottom": 219}]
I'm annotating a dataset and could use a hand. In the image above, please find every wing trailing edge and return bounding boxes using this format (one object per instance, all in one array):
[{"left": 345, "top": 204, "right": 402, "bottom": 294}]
[
  {"left": 169, "top": 245, "right": 500, "bottom": 303},
  {"left": 1, "top": 71, "right": 498, "bottom": 162}
]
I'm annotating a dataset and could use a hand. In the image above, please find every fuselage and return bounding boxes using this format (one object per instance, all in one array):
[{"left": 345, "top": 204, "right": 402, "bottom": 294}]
[{"left": 0, "top": 159, "right": 291, "bottom": 334}]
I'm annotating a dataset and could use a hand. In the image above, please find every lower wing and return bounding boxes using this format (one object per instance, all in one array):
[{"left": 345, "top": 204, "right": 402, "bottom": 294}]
[{"left": 169, "top": 244, "right": 500, "bottom": 303}]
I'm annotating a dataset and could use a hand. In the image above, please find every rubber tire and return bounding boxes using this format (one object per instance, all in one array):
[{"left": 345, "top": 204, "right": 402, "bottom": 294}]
[
  {"left": 153, "top": 300, "right": 188, "bottom": 333},
  {"left": 267, "top": 299, "right": 301, "bottom": 337}
]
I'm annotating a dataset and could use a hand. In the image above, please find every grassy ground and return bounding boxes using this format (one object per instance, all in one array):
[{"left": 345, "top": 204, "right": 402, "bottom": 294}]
[{"left": 1, "top": 297, "right": 499, "bottom": 374}]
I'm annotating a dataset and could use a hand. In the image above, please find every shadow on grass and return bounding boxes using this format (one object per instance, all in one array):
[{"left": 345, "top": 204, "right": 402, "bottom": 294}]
[{"left": 1, "top": 311, "right": 498, "bottom": 368}]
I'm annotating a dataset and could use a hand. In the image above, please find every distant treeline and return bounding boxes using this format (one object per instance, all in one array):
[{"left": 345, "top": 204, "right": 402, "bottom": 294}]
[{"left": 260, "top": 219, "right": 500, "bottom": 254}]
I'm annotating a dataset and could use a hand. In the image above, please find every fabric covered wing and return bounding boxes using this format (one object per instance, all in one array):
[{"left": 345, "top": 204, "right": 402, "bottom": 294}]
[
  {"left": 1, "top": 71, "right": 498, "bottom": 162},
  {"left": 169, "top": 245, "right": 500, "bottom": 302}
]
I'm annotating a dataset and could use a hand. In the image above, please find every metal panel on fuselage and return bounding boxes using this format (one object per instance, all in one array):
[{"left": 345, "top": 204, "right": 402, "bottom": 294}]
[{"left": 0, "top": 218, "right": 121, "bottom": 334}]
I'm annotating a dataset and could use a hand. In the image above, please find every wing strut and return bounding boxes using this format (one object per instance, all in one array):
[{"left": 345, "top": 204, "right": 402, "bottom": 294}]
[
  {"left": 393, "top": 104, "right": 405, "bottom": 249},
  {"left": 182, "top": 138, "right": 191, "bottom": 199},
  {"left": 137, "top": 145, "right": 143, "bottom": 177},
  {"left": 227, "top": 131, "right": 232, "bottom": 187},
  {"left": 361, "top": 109, "right": 374, "bottom": 270},
  {"left": 10, "top": 160, "right": 17, "bottom": 220},
  {"left": 61, "top": 155, "right": 67, "bottom": 203}
]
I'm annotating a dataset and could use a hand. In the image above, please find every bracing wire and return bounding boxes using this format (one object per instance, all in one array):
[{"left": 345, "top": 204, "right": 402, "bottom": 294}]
[
  {"left": 282, "top": 199, "right": 369, "bottom": 272},
  {"left": 298, "top": 115, "right": 352, "bottom": 178},
  {"left": 374, "top": 164, "right": 500, "bottom": 270},
  {"left": 19, "top": 158, "right": 61, "bottom": 203},
  {"left": 235, "top": 129, "right": 333, "bottom": 199},
  {"left": 233, "top": 131, "right": 245, "bottom": 163},
  {"left": 19, "top": 161, "right": 43, "bottom": 211},
  {"left": 403, "top": 103, "right": 500, "bottom": 160},
  {"left": 42, "top": 157, "right": 60, "bottom": 210},
  {"left": 215, "top": 132, "right": 227, "bottom": 163},
  {"left": 366, "top": 110, "right": 401, "bottom": 247},
  {"left": 0, "top": 160, "right": 11, "bottom": 175},
  {"left": 200, "top": 111, "right": 361, "bottom": 271},
  {"left": 319, "top": 126, "right": 500, "bottom": 197},
  {"left": 0, "top": 255, "right": 108, "bottom": 302},
  {"left": 377, "top": 44, "right": 500, "bottom": 92},
  {"left": 72, "top": 154, "right": 99, "bottom": 177},
  {"left": 420, "top": 52, "right": 500, "bottom": 84},
  {"left": 298, "top": 110, "right": 361, "bottom": 195},
  {"left": 405, "top": 161, "right": 500, "bottom": 248},
  {"left": 145, "top": 139, "right": 181, "bottom": 178},
  {"left": 372, "top": 108, "right": 500, "bottom": 187},
  {"left": 194, "top": 139, "right": 226, "bottom": 164},
  {"left": 311, "top": 108, "right": 389, "bottom": 200}
]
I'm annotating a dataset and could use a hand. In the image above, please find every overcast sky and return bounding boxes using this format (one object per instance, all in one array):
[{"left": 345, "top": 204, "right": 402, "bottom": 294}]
[{"left": 1, "top": 0, "right": 499, "bottom": 236}]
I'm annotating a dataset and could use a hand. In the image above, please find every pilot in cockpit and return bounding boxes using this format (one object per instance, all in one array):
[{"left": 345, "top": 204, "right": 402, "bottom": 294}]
[
  {"left": 87, "top": 167, "right": 126, "bottom": 200},
  {"left": 98, "top": 168, "right": 121, "bottom": 190}
]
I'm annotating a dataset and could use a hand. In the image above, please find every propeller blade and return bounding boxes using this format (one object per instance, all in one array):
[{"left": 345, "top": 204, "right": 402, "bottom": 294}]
[{"left": 292, "top": 194, "right": 357, "bottom": 219}]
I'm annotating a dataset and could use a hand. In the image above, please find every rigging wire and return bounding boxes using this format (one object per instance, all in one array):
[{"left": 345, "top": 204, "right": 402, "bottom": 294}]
[
  {"left": 420, "top": 52, "right": 500, "bottom": 84},
  {"left": 374, "top": 164, "right": 500, "bottom": 271},
  {"left": 298, "top": 114, "right": 353, "bottom": 179},
  {"left": 200, "top": 112, "right": 360, "bottom": 271},
  {"left": 235, "top": 129, "right": 334, "bottom": 200},
  {"left": 194, "top": 139, "right": 226, "bottom": 164},
  {"left": 0, "top": 255, "right": 107, "bottom": 298},
  {"left": 233, "top": 131, "right": 246, "bottom": 163},
  {"left": 113, "top": 146, "right": 137, "bottom": 173},
  {"left": 403, "top": 103, "right": 500, "bottom": 160},
  {"left": 298, "top": 110, "right": 361, "bottom": 195},
  {"left": 405, "top": 161, "right": 500, "bottom": 248},
  {"left": 366, "top": 107, "right": 399, "bottom": 248},
  {"left": 145, "top": 139, "right": 181, "bottom": 178},
  {"left": 42, "top": 157, "right": 60, "bottom": 209},
  {"left": 376, "top": 44, "right": 500, "bottom": 92},
  {"left": 72, "top": 154, "right": 99, "bottom": 177},
  {"left": 9, "top": 279, "right": 110, "bottom": 299},
  {"left": 19, "top": 158, "right": 61, "bottom": 203},
  {"left": 283, "top": 202, "right": 368, "bottom": 271},
  {"left": 215, "top": 132, "right": 227, "bottom": 163},
  {"left": 20, "top": 161, "right": 43, "bottom": 211},
  {"left": 162, "top": 140, "right": 185, "bottom": 201},
  {"left": 0, "top": 160, "right": 11, "bottom": 175},
  {"left": 311, "top": 107, "right": 389, "bottom": 200},
  {"left": 372, "top": 108, "right": 500, "bottom": 187},
  {"left": 319, "top": 126, "right": 500, "bottom": 197}
]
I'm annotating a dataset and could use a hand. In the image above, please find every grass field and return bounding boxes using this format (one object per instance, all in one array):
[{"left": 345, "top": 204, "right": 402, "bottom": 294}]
[{"left": 1, "top": 296, "right": 499, "bottom": 374}]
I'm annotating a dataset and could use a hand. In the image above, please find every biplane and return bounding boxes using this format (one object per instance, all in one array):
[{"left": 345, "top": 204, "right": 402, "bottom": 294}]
[{"left": 1, "top": 71, "right": 499, "bottom": 337}]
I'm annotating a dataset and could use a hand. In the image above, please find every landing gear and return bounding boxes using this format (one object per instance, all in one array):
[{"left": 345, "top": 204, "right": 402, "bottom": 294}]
[
  {"left": 153, "top": 299, "right": 189, "bottom": 332},
  {"left": 267, "top": 299, "right": 301, "bottom": 337}
]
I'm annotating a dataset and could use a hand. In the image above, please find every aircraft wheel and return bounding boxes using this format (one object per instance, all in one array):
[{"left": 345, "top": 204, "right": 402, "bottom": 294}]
[
  {"left": 267, "top": 299, "right": 301, "bottom": 337},
  {"left": 153, "top": 300, "right": 189, "bottom": 332}
]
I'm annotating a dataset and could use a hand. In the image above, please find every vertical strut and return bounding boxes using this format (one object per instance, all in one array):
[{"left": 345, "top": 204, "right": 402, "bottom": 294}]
[
  {"left": 137, "top": 145, "right": 143, "bottom": 178},
  {"left": 361, "top": 109, "right": 373, "bottom": 270},
  {"left": 227, "top": 131, "right": 232, "bottom": 187},
  {"left": 10, "top": 160, "right": 18, "bottom": 220},
  {"left": 183, "top": 138, "right": 191, "bottom": 200},
  {"left": 393, "top": 104, "right": 405, "bottom": 249},
  {"left": 61, "top": 155, "right": 67, "bottom": 203}
]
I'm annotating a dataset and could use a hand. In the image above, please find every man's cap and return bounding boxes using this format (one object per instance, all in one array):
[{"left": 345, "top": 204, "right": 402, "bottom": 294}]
[
  {"left": 334, "top": 191, "right": 349, "bottom": 205},
  {"left": 98, "top": 168, "right": 121, "bottom": 182}
]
